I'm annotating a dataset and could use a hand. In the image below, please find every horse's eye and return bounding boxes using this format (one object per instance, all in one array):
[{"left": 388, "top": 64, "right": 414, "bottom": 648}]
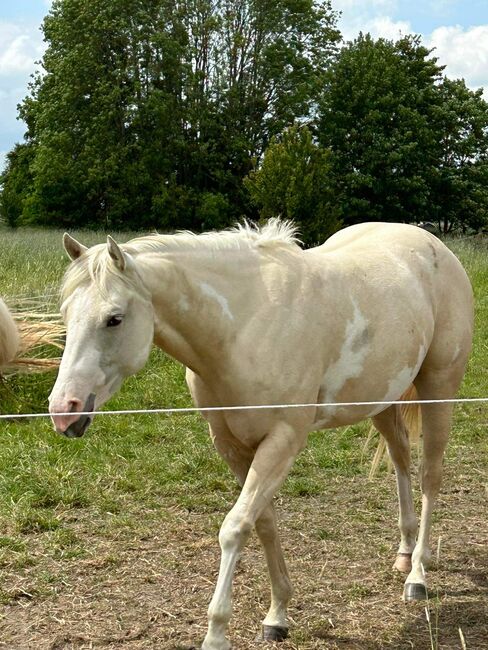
[{"left": 106, "top": 315, "right": 123, "bottom": 328}]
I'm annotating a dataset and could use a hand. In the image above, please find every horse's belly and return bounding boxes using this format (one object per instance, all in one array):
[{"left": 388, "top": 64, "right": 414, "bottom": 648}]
[{"left": 311, "top": 344, "right": 427, "bottom": 431}]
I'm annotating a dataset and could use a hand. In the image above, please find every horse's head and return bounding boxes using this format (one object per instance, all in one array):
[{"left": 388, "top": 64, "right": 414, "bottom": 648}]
[{"left": 49, "top": 234, "right": 154, "bottom": 437}]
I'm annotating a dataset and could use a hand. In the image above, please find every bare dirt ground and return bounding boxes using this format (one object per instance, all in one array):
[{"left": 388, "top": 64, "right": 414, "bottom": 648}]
[{"left": 1, "top": 456, "right": 487, "bottom": 650}]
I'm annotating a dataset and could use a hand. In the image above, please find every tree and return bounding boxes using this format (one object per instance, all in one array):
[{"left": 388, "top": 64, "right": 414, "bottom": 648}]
[
  {"left": 15, "top": 0, "right": 185, "bottom": 229},
  {"left": 2, "top": 0, "right": 340, "bottom": 231},
  {"left": 317, "top": 34, "right": 444, "bottom": 225},
  {"left": 430, "top": 79, "right": 488, "bottom": 232},
  {"left": 244, "top": 125, "right": 340, "bottom": 245},
  {"left": 316, "top": 33, "right": 488, "bottom": 232},
  {"left": 0, "top": 143, "right": 36, "bottom": 227}
]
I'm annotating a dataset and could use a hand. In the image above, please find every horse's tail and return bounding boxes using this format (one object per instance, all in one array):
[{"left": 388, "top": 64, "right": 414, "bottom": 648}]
[
  {"left": 0, "top": 298, "right": 64, "bottom": 373},
  {"left": 399, "top": 384, "right": 422, "bottom": 445},
  {"left": 367, "top": 384, "right": 422, "bottom": 479},
  {"left": 0, "top": 298, "right": 20, "bottom": 368}
]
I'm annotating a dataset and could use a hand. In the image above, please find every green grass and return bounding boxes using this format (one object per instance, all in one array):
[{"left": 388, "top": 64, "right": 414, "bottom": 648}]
[{"left": 0, "top": 227, "right": 486, "bottom": 576}]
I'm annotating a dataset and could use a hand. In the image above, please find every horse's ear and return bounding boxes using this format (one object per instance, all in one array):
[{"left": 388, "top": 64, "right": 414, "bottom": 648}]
[
  {"left": 63, "top": 233, "right": 87, "bottom": 260},
  {"left": 107, "top": 235, "right": 126, "bottom": 271}
]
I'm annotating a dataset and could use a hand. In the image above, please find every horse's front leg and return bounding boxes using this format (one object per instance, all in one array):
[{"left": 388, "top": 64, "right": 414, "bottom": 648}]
[
  {"left": 202, "top": 422, "right": 305, "bottom": 650},
  {"left": 212, "top": 432, "right": 293, "bottom": 642}
]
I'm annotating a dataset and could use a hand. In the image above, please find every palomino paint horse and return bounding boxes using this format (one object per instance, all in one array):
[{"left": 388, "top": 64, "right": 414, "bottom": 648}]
[
  {"left": 49, "top": 221, "right": 473, "bottom": 650},
  {"left": 0, "top": 297, "right": 20, "bottom": 370}
]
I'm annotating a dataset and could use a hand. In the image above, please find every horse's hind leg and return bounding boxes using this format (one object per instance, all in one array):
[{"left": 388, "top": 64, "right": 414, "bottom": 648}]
[
  {"left": 254, "top": 503, "right": 293, "bottom": 641},
  {"left": 372, "top": 405, "right": 417, "bottom": 573},
  {"left": 404, "top": 366, "right": 464, "bottom": 601}
]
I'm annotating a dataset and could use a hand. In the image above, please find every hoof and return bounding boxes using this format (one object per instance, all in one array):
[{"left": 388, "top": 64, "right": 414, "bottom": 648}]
[
  {"left": 404, "top": 582, "right": 428, "bottom": 601},
  {"left": 393, "top": 553, "right": 412, "bottom": 573},
  {"left": 256, "top": 625, "right": 289, "bottom": 642}
]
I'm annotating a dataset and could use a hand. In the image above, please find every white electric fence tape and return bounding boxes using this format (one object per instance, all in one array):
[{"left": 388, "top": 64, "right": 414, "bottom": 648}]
[{"left": 0, "top": 397, "right": 487, "bottom": 421}]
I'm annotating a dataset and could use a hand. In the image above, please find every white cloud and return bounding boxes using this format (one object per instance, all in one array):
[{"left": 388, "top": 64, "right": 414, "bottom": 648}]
[
  {"left": 0, "top": 35, "right": 34, "bottom": 75},
  {"left": 427, "top": 25, "right": 488, "bottom": 97},
  {"left": 334, "top": 0, "right": 410, "bottom": 41},
  {"left": 0, "top": 20, "right": 46, "bottom": 158},
  {"left": 362, "top": 16, "right": 412, "bottom": 40},
  {"left": 0, "top": 22, "right": 44, "bottom": 76},
  {"left": 334, "top": 3, "right": 488, "bottom": 99}
]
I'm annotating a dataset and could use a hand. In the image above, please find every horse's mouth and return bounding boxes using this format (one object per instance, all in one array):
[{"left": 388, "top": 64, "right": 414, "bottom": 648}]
[{"left": 63, "top": 393, "right": 96, "bottom": 438}]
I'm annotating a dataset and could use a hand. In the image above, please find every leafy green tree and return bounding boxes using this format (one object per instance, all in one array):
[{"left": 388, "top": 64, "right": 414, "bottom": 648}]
[
  {"left": 245, "top": 125, "right": 340, "bottom": 245},
  {"left": 0, "top": 144, "right": 36, "bottom": 227},
  {"left": 317, "top": 33, "right": 488, "bottom": 232},
  {"left": 2, "top": 0, "right": 340, "bottom": 231},
  {"left": 317, "top": 34, "right": 444, "bottom": 225},
  {"left": 15, "top": 0, "right": 186, "bottom": 229},
  {"left": 430, "top": 79, "right": 488, "bottom": 232}
]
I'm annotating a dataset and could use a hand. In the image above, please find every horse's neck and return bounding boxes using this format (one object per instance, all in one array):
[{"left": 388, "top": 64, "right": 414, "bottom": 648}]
[{"left": 137, "top": 251, "right": 258, "bottom": 373}]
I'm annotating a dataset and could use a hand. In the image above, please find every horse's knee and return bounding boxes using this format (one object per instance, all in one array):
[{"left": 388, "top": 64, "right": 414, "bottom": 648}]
[
  {"left": 219, "top": 513, "right": 253, "bottom": 551},
  {"left": 255, "top": 509, "right": 276, "bottom": 541}
]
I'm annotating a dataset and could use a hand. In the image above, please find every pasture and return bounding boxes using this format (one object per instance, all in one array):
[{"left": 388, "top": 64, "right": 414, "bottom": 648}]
[{"left": 0, "top": 227, "right": 487, "bottom": 650}]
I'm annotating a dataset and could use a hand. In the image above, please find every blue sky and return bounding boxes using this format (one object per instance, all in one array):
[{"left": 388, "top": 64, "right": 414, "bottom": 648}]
[
  {"left": 1, "top": 0, "right": 487, "bottom": 172},
  {"left": 375, "top": 0, "right": 488, "bottom": 33}
]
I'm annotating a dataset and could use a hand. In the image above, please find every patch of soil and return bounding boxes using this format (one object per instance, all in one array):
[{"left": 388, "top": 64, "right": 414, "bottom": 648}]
[{"left": 0, "top": 460, "right": 487, "bottom": 649}]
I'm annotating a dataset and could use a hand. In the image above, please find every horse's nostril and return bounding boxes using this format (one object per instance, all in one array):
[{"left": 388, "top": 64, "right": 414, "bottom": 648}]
[{"left": 67, "top": 398, "right": 82, "bottom": 413}]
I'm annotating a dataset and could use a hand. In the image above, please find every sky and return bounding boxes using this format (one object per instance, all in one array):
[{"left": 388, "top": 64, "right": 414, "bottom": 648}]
[{"left": 1, "top": 0, "right": 487, "bottom": 173}]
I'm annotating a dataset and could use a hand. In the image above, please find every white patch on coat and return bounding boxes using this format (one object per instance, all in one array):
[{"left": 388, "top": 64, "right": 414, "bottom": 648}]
[
  {"left": 314, "top": 302, "right": 370, "bottom": 425},
  {"left": 451, "top": 343, "right": 461, "bottom": 364},
  {"left": 178, "top": 295, "right": 190, "bottom": 312},
  {"left": 200, "top": 282, "right": 234, "bottom": 320},
  {"left": 323, "top": 303, "right": 370, "bottom": 397},
  {"left": 367, "top": 344, "right": 427, "bottom": 417}
]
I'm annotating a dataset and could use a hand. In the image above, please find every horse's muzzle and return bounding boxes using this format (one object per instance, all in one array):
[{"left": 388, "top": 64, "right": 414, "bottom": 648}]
[{"left": 62, "top": 393, "right": 96, "bottom": 438}]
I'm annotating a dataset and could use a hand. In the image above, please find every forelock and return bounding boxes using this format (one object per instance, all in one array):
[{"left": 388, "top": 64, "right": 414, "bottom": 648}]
[{"left": 61, "top": 245, "right": 143, "bottom": 304}]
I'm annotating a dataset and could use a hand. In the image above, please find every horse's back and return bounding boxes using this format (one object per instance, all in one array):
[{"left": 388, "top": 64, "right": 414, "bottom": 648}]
[
  {"left": 310, "top": 223, "right": 472, "bottom": 304},
  {"left": 314, "top": 222, "right": 447, "bottom": 260}
]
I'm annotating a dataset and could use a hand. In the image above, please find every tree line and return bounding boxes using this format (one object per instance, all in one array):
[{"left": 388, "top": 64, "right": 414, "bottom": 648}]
[{"left": 1, "top": 0, "right": 487, "bottom": 245}]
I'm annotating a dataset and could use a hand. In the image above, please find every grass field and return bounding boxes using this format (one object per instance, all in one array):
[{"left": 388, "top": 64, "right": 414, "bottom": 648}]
[{"left": 0, "top": 227, "right": 486, "bottom": 650}]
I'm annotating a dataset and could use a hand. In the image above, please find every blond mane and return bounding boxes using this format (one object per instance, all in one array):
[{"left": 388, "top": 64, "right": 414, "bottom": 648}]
[
  {"left": 124, "top": 218, "right": 300, "bottom": 255},
  {"left": 61, "top": 219, "right": 301, "bottom": 302}
]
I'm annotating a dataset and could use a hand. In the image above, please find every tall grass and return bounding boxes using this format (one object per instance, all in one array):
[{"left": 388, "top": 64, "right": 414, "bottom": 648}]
[{"left": 0, "top": 227, "right": 143, "bottom": 299}]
